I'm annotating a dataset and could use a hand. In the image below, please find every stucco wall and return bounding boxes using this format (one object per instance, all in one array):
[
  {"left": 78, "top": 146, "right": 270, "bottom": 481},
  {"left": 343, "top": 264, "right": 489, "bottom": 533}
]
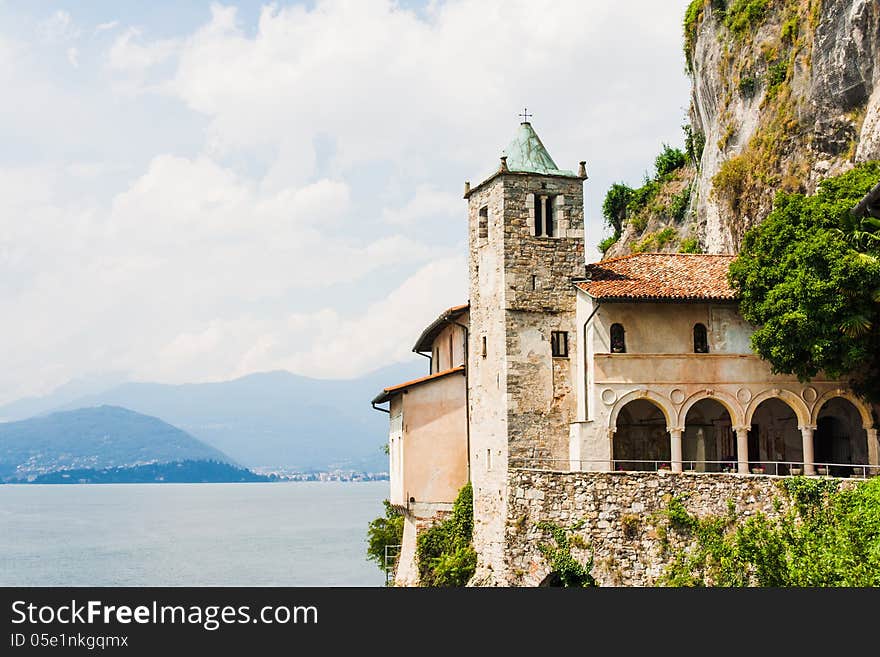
[
  {"left": 591, "top": 301, "right": 752, "bottom": 355},
  {"left": 400, "top": 371, "right": 468, "bottom": 506},
  {"left": 504, "top": 469, "right": 844, "bottom": 587},
  {"left": 431, "top": 319, "right": 468, "bottom": 373}
]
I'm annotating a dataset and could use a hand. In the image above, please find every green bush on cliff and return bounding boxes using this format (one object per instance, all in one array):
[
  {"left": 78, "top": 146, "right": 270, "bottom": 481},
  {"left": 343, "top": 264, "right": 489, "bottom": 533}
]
[
  {"left": 659, "top": 477, "right": 880, "bottom": 586},
  {"left": 416, "top": 483, "right": 476, "bottom": 587},
  {"left": 537, "top": 521, "right": 596, "bottom": 587},
  {"left": 728, "top": 161, "right": 880, "bottom": 401},
  {"left": 724, "top": 0, "right": 770, "bottom": 35}
]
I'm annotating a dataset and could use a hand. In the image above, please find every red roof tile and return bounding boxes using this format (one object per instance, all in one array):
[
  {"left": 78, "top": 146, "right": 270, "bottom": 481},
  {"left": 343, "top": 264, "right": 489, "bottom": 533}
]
[
  {"left": 371, "top": 366, "right": 465, "bottom": 405},
  {"left": 412, "top": 304, "right": 469, "bottom": 353},
  {"left": 577, "top": 253, "right": 737, "bottom": 301}
]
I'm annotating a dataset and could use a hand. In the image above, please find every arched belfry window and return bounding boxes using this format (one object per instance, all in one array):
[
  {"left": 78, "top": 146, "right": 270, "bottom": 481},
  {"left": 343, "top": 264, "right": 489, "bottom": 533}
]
[
  {"left": 610, "top": 323, "right": 626, "bottom": 353},
  {"left": 694, "top": 323, "right": 709, "bottom": 353}
]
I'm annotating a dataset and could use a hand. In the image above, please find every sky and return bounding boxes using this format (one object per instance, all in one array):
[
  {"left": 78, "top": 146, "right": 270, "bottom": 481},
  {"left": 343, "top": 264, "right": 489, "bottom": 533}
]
[{"left": 0, "top": 0, "right": 692, "bottom": 404}]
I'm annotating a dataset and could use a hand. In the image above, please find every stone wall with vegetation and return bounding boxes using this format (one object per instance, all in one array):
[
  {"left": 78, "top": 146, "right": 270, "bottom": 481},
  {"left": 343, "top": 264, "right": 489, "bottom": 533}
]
[{"left": 505, "top": 469, "right": 803, "bottom": 586}]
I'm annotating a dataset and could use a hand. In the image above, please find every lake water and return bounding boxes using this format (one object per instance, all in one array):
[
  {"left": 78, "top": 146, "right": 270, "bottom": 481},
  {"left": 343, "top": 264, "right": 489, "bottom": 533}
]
[{"left": 0, "top": 482, "right": 388, "bottom": 586}]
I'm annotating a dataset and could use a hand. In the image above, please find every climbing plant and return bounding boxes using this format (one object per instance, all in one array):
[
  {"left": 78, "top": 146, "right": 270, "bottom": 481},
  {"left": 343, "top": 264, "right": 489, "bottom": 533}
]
[
  {"left": 536, "top": 521, "right": 597, "bottom": 587},
  {"left": 416, "top": 483, "right": 476, "bottom": 587}
]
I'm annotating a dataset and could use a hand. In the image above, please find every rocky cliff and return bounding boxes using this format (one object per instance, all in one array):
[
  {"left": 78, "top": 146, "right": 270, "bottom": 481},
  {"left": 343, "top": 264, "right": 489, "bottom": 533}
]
[{"left": 606, "top": 0, "right": 880, "bottom": 257}]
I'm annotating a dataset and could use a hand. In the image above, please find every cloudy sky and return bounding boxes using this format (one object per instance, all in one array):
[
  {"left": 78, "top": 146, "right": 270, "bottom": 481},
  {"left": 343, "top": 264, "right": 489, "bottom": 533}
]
[{"left": 0, "top": 0, "right": 691, "bottom": 404}]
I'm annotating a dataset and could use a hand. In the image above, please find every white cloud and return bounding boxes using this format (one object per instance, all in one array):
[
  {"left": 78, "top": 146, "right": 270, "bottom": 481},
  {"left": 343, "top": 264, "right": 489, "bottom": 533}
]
[
  {"left": 0, "top": 0, "right": 693, "bottom": 403},
  {"left": 108, "top": 28, "right": 178, "bottom": 72},
  {"left": 38, "top": 10, "right": 80, "bottom": 43},
  {"left": 95, "top": 21, "right": 120, "bottom": 34},
  {"left": 382, "top": 185, "right": 462, "bottom": 226}
]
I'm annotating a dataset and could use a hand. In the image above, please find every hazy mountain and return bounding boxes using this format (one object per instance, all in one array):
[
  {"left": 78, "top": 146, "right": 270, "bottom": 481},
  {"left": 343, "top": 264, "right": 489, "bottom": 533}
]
[
  {"left": 0, "top": 361, "right": 425, "bottom": 472},
  {"left": 0, "top": 406, "right": 234, "bottom": 482}
]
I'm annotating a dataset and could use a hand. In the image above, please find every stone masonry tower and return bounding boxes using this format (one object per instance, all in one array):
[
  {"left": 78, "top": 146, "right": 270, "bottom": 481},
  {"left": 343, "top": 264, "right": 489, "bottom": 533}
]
[{"left": 464, "top": 120, "right": 586, "bottom": 583}]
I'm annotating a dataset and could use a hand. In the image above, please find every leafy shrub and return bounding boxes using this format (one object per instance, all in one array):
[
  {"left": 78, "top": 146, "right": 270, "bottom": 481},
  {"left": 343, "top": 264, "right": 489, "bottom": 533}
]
[
  {"left": 366, "top": 500, "right": 404, "bottom": 572},
  {"left": 655, "top": 227, "right": 678, "bottom": 248},
  {"left": 683, "top": 123, "right": 706, "bottom": 166},
  {"left": 628, "top": 178, "right": 661, "bottom": 217},
  {"left": 739, "top": 75, "right": 757, "bottom": 99},
  {"left": 724, "top": 0, "right": 769, "bottom": 35},
  {"left": 655, "top": 144, "right": 688, "bottom": 179},
  {"left": 766, "top": 60, "right": 787, "bottom": 90},
  {"left": 679, "top": 237, "right": 702, "bottom": 253},
  {"left": 598, "top": 234, "right": 619, "bottom": 254},
  {"left": 660, "top": 477, "right": 880, "bottom": 586},
  {"left": 416, "top": 483, "right": 476, "bottom": 587},
  {"left": 669, "top": 187, "right": 692, "bottom": 222}
]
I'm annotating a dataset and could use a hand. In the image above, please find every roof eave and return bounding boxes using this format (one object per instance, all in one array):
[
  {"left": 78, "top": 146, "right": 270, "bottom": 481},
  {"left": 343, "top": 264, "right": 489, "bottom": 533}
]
[{"left": 464, "top": 170, "right": 586, "bottom": 199}]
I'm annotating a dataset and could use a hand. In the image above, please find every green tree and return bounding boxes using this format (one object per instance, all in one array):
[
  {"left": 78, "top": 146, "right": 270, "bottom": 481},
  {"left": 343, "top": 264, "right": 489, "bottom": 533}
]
[
  {"left": 601, "top": 183, "right": 632, "bottom": 236},
  {"left": 366, "top": 500, "right": 404, "bottom": 572},
  {"left": 728, "top": 161, "right": 880, "bottom": 400}
]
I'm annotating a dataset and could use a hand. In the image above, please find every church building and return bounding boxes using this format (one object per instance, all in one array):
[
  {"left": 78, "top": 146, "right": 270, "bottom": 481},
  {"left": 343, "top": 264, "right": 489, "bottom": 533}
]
[{"left": 372, "top": 119, "right": 880, "bottom": 586}]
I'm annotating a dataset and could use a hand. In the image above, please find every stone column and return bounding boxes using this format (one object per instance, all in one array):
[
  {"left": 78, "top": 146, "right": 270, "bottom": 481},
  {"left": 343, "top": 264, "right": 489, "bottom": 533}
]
[
  {"left": 670, "top": 427, "right": 683, "bottom": 473},
  {"left": 866, "top": 428, "right": 878, "bottom": 476},
  {"left": 800, "top": 425, "right": 816, "bottom": 476},
  {"left": 607, "top": 428, "right": 616, "bottom": 472},
  {"left": 734, "top": 426, "right": 750, "bottom": 474}
]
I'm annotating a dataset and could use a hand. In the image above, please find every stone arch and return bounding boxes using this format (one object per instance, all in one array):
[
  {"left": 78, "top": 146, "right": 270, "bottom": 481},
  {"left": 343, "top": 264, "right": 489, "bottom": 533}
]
[
  {"left": 677, "top": 390, "right": 745, "bottom": 428},
  {"left": 608, "top": 389, "right": 674, "bottom": 430},
  {"left": 745, "top": 389, "right": 810, "bottom": 428},
  {"left": 810, "top": 389, "right": 873, "bottom": 428}
]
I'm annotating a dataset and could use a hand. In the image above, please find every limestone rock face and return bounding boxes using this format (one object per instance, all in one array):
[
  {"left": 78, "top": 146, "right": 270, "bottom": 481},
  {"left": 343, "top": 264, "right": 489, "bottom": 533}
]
[{"left": 685, "top": 0, "right": 880, "bottom": 254}]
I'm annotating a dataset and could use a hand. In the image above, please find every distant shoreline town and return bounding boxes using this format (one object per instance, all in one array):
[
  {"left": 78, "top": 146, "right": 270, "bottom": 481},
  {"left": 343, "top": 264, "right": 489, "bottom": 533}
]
[{"left": 253, "top": 468, "right": 389, "bottom": 482}]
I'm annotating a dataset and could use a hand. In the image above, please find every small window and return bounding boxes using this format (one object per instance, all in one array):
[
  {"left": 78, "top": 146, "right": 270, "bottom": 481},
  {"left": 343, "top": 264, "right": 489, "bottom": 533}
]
[
  {"left": 551, "top": 331, "right": 569, "bottom": 358},
  {"left": 532, "top": 194, "right": 556, "bottom": 237},
  {"left": 694, "top": 323, "right": 709, "bottom": 353},
  {"left": 531, "top": 274, "right": 537, "bottom": 291},
  {"left": 478, "top": 206, "right": 488, "bottom": 239},
  {"left": 610, "top": 323, "right": 626, "bottom": 353},
  {"left": 481, "top": 335, "right": 487, "bottom": 358}
]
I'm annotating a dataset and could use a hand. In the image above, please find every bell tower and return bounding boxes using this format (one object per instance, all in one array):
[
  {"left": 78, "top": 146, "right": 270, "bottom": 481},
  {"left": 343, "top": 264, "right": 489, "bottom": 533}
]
[{"left": 464, "top": 117, "right": 587, "bottom": 581}]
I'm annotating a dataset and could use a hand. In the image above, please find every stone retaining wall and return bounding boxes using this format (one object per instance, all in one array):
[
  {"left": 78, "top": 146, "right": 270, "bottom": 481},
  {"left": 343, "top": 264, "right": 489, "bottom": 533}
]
[{"left": 505, "top": 469, "right": 821, "bottom": 586}]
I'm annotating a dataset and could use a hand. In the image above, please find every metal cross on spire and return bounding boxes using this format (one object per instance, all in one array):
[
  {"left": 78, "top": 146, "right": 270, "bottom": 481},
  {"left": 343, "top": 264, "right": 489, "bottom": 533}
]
[{"left": 518, "top": 108, "right": 532, "bottom": 123}]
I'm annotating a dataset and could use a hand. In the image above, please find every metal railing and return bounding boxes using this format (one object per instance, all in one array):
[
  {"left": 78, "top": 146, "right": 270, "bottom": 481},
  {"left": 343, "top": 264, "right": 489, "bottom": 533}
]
[
  {"left": 508, "top": 457, "right": 880, "bottom": 478},
  {"left": 384, "top": 544, "right": 401, "bottom": 586}
]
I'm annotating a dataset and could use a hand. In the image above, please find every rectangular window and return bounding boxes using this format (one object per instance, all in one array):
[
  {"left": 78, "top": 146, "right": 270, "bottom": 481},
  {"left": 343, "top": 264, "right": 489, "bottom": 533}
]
[
  {"left": 481, "top": 335, "right": 487, "bottom": 358},
  {"left": 533, "top": 195, "right": 555, "bottom": 236},
  {"left": 551, "top": 331, "right": 569, "bottom": 358},
  {"left": 531, "top": 274, "right": 537, "bottom": 291},
  {"left": 533, "top": 195, "right": 543, "bottom": 236},
  {"left": 478, "top": 206, "right": 489, "bottom": 239}
]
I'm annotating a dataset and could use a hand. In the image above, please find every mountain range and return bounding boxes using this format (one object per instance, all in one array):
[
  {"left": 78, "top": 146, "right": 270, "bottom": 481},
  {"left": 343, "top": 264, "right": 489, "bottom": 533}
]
[{"left": 0, "top": 361, "right": 424, "bottom": 473}]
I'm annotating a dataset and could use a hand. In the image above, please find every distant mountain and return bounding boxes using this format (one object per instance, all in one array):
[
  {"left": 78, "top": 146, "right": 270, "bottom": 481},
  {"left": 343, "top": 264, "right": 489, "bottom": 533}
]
[
  {"left": 28, "top": 460, "right": 268, "bottom": 484},
  {"left": 0, "top": 406, "right": 234, "bottom": 482},
  {"left": 0, "top": 361, "right": 425, "bottom": 473}
]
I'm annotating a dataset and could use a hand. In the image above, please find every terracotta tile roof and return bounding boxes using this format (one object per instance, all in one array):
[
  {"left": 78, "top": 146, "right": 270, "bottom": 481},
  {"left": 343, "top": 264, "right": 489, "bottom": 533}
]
[
  {"left": 576, "top": 253, "right": 737, "bottom": 302},
  {"left": 371, "top": 366, "right": 465, "bottom": 405},
  {"left": 412, "top": 303, "right": 469, "bottom": 353}
]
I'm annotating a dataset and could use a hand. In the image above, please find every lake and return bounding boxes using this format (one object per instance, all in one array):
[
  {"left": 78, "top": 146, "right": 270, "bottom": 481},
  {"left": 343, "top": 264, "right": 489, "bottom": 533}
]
[{"left": 0, "top": 481, "right": 388, "bottom": 586}]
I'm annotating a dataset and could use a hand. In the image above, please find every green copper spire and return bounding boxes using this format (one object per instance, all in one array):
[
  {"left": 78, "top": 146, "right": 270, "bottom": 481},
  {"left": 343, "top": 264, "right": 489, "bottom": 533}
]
[{"left": 502, "top": 122, "right": 575, "bottom": 176}]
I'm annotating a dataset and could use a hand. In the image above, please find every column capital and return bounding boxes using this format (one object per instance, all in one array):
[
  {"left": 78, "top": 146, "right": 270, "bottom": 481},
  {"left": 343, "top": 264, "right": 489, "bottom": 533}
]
[
  {"left": 798, "top": 425, "right": 817, "bottom": 432},
  {"left": 667, "top": 426, "right": 685, "bottom": 434},
  {"left": 732, "top": 425, "right": 751, "bottom": 433}
]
